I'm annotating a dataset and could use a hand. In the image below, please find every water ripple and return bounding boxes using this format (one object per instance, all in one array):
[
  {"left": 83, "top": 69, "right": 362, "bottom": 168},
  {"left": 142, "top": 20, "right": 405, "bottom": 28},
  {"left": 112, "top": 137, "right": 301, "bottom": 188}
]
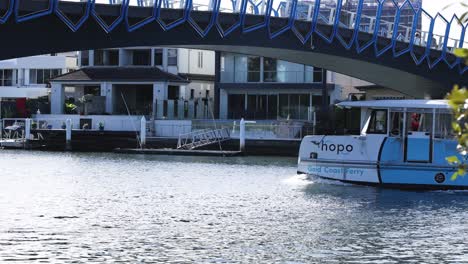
[{"left": 0, "top": 150, "right": 467, "bottom": 263}]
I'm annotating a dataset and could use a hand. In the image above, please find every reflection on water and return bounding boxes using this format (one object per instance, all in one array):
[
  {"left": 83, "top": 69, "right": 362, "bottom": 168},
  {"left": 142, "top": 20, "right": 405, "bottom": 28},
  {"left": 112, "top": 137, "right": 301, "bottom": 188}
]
[{"left": 0, "top": 150, "right": 467, "bottom": 263}]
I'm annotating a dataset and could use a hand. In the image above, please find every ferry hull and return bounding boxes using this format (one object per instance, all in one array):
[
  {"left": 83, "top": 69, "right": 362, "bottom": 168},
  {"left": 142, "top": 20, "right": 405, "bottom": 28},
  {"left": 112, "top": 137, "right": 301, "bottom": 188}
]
[{"left": 298, "top": 135, "right": 467, "bottom": 190}]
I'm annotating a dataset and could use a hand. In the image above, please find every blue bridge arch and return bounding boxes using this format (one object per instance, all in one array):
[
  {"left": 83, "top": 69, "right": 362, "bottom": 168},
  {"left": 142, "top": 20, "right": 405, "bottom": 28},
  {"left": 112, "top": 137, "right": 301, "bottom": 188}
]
[{"left": 0, "top": 0, "right": 466, "bottom": 97}]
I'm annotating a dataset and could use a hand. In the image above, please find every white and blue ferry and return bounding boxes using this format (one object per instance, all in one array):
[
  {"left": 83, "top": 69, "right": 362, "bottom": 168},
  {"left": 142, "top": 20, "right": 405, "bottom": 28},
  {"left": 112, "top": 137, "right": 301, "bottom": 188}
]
[{"left": 297, "top": 100, "right": 467, "bottom": 190}]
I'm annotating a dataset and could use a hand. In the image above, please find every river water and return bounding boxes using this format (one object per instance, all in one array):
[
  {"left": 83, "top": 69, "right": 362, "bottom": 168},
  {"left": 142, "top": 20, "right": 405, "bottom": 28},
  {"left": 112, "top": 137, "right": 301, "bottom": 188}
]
[{"left": 0, "top": 150, "right": 467, "bottom": 263}]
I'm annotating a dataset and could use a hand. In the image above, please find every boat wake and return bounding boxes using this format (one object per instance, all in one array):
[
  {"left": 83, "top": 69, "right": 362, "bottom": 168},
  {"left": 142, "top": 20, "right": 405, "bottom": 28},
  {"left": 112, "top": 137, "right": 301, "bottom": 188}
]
[
  {"left": 283, "top": 174, "right": 354, "bottom": 187},
  {"left": 282, "top": 174, "right": 312, "bottom": 186}
]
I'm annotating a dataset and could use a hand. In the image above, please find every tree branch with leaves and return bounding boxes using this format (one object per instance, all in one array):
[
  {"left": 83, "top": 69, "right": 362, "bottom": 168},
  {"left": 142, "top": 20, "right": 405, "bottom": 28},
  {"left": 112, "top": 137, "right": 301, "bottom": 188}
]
[{"left": 445, "top": 3, "right": 468, "bottom": 180}]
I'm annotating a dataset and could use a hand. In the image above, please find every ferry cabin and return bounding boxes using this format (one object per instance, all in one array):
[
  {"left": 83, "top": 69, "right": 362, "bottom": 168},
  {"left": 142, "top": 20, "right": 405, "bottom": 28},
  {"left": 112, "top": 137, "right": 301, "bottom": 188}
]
[{"left": 297, "top": 100, "right": 466, "bottom": 189}]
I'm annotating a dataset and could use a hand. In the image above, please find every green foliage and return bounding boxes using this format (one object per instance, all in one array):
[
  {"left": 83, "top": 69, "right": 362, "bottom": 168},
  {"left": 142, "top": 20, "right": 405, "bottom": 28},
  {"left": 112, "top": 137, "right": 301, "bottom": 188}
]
[
  {"left": 446, "top": 88, "right": 468, "bottom": 180},
  {"left": 64, "top": 102, "right": 77, "bottom": 114},
  {"left": 454, "top": 49, "right": 468, "bottom": 65},
  {"left": 445, "top": 1, "right": 468, "bottom": 180},
  {"left": 446, "top": 86, "right": 468, "bottom": 180}
]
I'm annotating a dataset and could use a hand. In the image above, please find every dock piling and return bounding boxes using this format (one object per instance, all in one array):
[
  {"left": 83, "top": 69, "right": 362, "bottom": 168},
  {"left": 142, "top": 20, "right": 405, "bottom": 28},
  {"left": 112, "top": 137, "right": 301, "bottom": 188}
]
[
  {"left": 25, "top": 118, "right": 31, "bottom": 149},
  {"left": 65, "top": 119, "right": 72, "bottom": 151},
  {"left": 140, "top": 116, "right": 146, "bottom": 148},
  {"left": 240, "top": 118, "right": 245, "bottom": 152}
]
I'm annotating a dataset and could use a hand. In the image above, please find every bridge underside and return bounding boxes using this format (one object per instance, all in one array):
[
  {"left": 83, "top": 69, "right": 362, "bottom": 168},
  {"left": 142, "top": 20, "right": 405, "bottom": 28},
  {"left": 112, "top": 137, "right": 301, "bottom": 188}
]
[{"left": 0, "top": 2, "right": 466, "bottom": 98}]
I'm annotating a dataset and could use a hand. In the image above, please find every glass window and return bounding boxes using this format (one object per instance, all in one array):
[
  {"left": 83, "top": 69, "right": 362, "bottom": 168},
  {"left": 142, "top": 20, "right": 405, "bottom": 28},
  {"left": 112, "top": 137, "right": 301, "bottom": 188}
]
[
  {"left": 389, "top": 112, "right": 403, "bottom": 137},
  {"left": 168, "top": 49, "right": 178, "bottom": 66},
  {"left": 267, "top": 95, "right": 278, "bottom": 119},
  {"left": 44, "top": 69, "right": 53, "bottom": 83},
  {"left": 247, "top": 56, "right": 260, "bottom": 82},
  {"left": 299, "top": 94, "right": 310, "bottom": 120},
  {"left": 94, "top": 50, "right": 104, "bottom": 66},
  {"left": 52, "top": 69, "right": 61, "bottom": 78},
  {"left": 434, "top": 112, "right": 453, "bottom": 139},
  {"left": 313, "top": 67, "right": 323, "bottom": 83},
  {"left": 263, "top": 57, "right": 277, "bottom": 82},
  {"left": 168, "top": 85, "right": 179, "bottom": 100},
  {"left": 81, "top": 50, "right": 89, "bottom": 66},
  {"left": 2, "top": 70, "right": 13, "bottom": 86},
  {"left": 29, "top": 69, "right": 37, "bottom": 84},
  {"left": 197, "top": 51, "right": 203, "bottom": 68},
  {"left": 133, "top": 50, "right": 151, "bottom": 66},
  {"left": 154, "top": 49, "right": 163, "bottom": 66},
  {"left": 228, "top": 94, "right": 245, "bottom": 119},
  {"left": 288, "top": 94, "right": 300, "bottom": 119},
  {"left": 407, "top": 111, "right": 433, "bottom": 134},
  {"left": 247, "top": 95, "right": 256, "bottom": 119},
  {"left": 108, "top": 50, "right": 119, "bottom": 66},
  {"left": 28, "top": 69, "right": 61, "bottom": 84},
  {"left": 37, "top": 69, "right": 45, "bottom": 84},
  {"left": 279, "top": 94, "right": 289, "bottom": 119},
  {"left": 366, "top": 110, "right": 387, "bottom": 134}
]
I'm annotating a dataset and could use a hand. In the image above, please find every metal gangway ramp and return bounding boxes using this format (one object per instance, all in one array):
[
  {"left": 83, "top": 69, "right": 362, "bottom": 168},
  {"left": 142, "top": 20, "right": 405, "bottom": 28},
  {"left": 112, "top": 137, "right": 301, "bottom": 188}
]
[{"left": 177, "top": 128, "right": 230, "bottom": 150}]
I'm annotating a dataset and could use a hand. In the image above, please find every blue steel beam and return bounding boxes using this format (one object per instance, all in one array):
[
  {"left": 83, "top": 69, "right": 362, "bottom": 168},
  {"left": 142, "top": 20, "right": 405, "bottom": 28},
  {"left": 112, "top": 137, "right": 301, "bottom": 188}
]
[
  {"left": 0, "top": 0, "right": 14, "bottom": 23},
  {"left": 125, "top": 0, "right": 158, "bottom": 32},
  {"left": 15, "top": 0, "right": 54, "bottom": 22},
  {"left": 92, "top": 0, "right": 128, "bottom": 33},
  {"left": 291, "top": 0, "right": 320, "bottom": 45},
  {"left": 55, "top": 0, "right": 92, "bottom": 32},
  {"left": 3, "top": 0, "right": 467, "bottom": 73}
]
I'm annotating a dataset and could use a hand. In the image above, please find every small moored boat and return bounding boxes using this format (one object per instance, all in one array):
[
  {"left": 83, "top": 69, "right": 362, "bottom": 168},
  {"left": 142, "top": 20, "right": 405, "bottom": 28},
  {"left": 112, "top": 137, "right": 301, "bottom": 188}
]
[{"left": 297, "top": 100, "right": 467, "bottom": 190}]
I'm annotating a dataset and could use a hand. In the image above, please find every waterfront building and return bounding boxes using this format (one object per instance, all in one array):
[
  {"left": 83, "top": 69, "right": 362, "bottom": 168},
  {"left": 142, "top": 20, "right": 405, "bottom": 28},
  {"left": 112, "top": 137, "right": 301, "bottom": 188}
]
[
  {"left": 49, "top": 47, "right": 215, "bottom": 119},
  {"left": 216, "top": 52, "right": 353, "bottom": 121},
  {"left": 0, "top": 53, "right": 77, "bottom": 117}
]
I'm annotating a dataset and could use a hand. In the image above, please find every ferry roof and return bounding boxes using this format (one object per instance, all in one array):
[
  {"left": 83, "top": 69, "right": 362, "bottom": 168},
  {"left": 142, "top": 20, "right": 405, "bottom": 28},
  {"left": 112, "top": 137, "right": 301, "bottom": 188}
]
[{"left": 337, "top": 100, "right": 451, "bottom": 110}]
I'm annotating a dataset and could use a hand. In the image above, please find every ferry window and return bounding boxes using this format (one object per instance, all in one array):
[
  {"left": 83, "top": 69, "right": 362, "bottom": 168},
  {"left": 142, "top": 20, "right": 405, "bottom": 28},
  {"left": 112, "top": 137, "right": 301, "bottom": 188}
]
[
  {"left": 407, "top": 112, "right": 433, "bottom": 133},
  {"left": 434, "top": 113, "right": 453, "bottom": 139},
  {"left": 366, "top": 110, "right": 387, "bottom": 134},
  {"left": 389, "top": 112, "right": 403, "bottom": 137}
]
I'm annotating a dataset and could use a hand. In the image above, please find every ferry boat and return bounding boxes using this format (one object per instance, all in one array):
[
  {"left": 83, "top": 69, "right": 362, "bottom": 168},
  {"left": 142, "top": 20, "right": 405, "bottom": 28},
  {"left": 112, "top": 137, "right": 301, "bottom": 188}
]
[{"left": 297, "top": 100, "right": 467, "bottom": 190}]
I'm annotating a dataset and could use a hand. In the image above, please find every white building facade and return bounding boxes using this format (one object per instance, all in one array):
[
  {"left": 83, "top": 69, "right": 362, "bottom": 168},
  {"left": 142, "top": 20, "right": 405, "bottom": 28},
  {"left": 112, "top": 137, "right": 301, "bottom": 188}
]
[
  {"left": 0, "top": 54, "right": 77, "bottom": 98},
  {"left": 50, "top": 47, "right": 215, "bottom": 120},
  {"left": 0, "top": 53, "right": 77, "bottom": 117}
]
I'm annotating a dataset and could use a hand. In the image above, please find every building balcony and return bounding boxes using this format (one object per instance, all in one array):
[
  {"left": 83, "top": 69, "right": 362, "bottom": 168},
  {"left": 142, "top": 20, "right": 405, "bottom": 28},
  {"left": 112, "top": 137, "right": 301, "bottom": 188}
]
[{"left": 220, "top": 70, "right": 318, "bottom": 83}]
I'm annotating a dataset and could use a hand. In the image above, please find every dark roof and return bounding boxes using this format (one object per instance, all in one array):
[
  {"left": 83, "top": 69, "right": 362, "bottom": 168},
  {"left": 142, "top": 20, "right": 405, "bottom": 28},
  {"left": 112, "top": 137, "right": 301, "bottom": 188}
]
[
  {"left": 51, "top": 67, "right": 190, "bottom": 83},
  {"left": 179, "top": 73, "right": 215, "bottom": 82}
]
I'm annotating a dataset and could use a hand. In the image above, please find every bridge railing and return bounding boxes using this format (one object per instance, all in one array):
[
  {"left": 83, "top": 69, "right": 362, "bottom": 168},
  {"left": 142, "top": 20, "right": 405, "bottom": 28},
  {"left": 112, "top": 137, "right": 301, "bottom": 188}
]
[
  {"left": 7, "top": 0, "right": 468, "bottom": 71},
  {"left": 221, "top": 70, "right": 315, "bottom": 83}
]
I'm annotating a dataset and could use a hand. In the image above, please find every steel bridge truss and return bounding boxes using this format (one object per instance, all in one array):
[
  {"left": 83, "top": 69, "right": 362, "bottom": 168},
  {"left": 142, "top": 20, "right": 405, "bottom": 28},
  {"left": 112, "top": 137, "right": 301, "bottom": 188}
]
[{"left": 0, "top": 0, "right": 467, "bottom": 73}]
